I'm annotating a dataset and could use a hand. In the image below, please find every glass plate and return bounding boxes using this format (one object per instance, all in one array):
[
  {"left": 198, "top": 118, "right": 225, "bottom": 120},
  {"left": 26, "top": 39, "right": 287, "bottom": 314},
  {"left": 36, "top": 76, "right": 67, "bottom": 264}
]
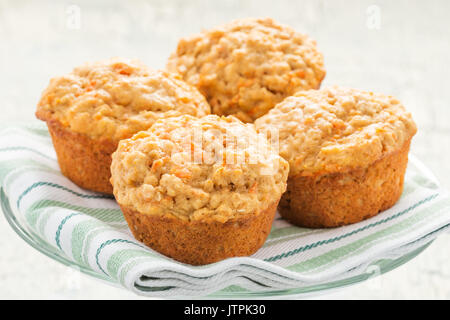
[{"left": 2, "top": 186, "right": 434, "bottom": 298}]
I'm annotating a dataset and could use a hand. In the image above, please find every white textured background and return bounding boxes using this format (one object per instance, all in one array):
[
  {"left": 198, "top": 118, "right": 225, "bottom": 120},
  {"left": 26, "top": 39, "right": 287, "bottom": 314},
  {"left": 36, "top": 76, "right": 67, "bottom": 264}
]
[{"left": 0, "top": 0, "right": 449, "bottom": 299}]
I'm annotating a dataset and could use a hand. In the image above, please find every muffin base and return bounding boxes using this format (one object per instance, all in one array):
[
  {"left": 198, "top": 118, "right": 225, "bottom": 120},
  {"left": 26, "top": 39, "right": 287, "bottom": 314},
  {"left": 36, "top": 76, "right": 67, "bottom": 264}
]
[
  {"left": 279, "top": 140, "right": 411, "bottom": 228},
  {"left": 120, "top": 201, "right": 279, "bottom": 265},
  {"left": 46, "top": 120, "right": 117, "bottom": 194}
]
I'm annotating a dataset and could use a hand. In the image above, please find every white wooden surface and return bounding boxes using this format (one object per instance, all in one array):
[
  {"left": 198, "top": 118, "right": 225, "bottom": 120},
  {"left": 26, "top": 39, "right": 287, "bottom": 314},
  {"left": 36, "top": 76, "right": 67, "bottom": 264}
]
[{"left": 0, "top": 0, "right": 449, "bottom": 299}]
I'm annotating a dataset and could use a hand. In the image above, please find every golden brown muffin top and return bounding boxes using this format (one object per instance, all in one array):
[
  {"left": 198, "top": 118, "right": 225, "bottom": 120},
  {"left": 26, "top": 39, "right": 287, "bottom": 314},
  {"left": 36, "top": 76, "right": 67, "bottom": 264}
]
[
  {"left": 111, "top": 115, "right": 289, "bottom": 222},
  {"left": 36, "top": 58, "right": 210, "bottom": 142},
  {"left": 255, "top": 86, "right": 417, "bottom": 177},
  {"left": 167, "top": 17, "right": 325, "bottom": 122}
]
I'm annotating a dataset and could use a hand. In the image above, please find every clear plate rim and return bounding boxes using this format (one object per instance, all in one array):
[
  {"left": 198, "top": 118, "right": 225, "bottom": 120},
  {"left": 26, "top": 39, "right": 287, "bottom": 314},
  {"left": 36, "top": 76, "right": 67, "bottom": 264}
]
[{"left": 1, "top": 186, "right": 434, "bottom": 298}]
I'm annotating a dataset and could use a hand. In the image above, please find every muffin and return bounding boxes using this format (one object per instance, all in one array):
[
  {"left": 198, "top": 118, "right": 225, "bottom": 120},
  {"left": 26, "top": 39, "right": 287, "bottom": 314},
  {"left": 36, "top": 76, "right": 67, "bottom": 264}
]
[
  {"left": 110, "top": 115, "right": 289, "bottom": 265},
  {"left": 36, "top": 58, "right": 210, "bottom": 194},
  {"left": 167, "top": 17, "right": 325, "bottom": 122},
  {"left": 255, "top": 86, "right": 417, "bottom": 228}
]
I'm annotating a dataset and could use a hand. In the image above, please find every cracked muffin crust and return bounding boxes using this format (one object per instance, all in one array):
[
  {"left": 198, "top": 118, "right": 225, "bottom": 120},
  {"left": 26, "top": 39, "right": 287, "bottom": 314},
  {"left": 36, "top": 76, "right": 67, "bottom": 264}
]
[
  {"left": 111, "top": 115, "right": 289, "bottom": 264},
  {"left": 36, "top": 58, "right": 210, "bottom": 193},
  {"left": 167, "top": 17, "right": 325, "bottom": 122},
  {"left": 111, "top": 114, "right": 289, "bottom": 222},
  {"left": 255, "top": 86, "right": 417, "bottom": 227},
  {"left": 255, "top": 86, "right": 417, "bottom": 177},
  {"left": 36, "top": 57, "right": 210, "bottom": 143}
]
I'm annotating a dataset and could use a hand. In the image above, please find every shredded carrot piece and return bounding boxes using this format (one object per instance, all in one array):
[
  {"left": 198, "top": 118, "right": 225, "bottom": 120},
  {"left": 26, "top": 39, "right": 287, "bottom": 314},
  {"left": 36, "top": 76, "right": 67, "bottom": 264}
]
[
  {"left": 173, "top": 167, "right": 192, "bottom": 179},
  {"left": 296, "top": 70, "right": 306, "bottom": 78},
  {"left": 249, "top": 182, "right": 258, "bottom": 193},
  {"left": 150, "top": 159, "right": 163, "bottom": 172}
]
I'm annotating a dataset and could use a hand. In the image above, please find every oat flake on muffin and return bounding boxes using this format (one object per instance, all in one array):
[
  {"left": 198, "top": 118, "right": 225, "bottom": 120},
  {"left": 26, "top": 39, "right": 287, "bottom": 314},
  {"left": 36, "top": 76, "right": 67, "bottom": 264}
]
[{"left": 167, "top": 17, "right": 325, "bottom": 122}]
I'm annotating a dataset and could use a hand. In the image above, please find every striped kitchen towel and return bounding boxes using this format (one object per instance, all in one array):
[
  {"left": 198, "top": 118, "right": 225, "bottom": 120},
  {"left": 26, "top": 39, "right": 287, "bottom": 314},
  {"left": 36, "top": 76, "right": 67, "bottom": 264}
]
[{"left": 1, "top": 123, "right": 450, "bottom": 298}]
